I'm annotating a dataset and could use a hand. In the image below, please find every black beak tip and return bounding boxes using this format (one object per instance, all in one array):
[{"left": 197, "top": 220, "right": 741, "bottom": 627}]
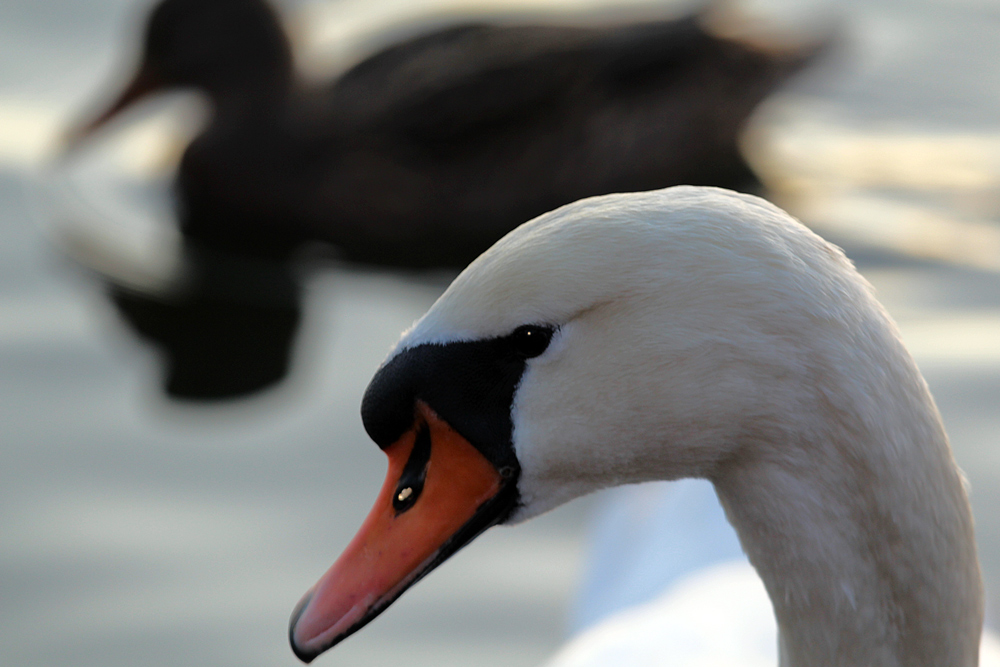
[{"left": 288, "top": 593, "right": 319, "bottom": 664}]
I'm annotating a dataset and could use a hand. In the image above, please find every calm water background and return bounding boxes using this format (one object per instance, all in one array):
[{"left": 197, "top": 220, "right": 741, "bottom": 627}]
[{"left": 1, "top": 0, "right": 999, "bottom": 665}]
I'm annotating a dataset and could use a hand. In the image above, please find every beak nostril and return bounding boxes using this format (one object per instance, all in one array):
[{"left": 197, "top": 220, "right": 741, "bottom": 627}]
[{"left": 393, "top": 424, "right": 431, "bottom": 515}]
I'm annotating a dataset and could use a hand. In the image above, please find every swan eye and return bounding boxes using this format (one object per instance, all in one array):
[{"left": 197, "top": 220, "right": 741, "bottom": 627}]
[{"left": 510, "top": 325, "right": 554, "bottom": 359}]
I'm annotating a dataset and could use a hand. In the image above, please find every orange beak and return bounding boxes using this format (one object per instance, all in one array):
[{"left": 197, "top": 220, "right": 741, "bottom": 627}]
[
  {"left": 63, "top": 64, "right": 163, "bottom": 151},
  {"left": 288, "top": 401, "right": 516, "bottom": 662}
]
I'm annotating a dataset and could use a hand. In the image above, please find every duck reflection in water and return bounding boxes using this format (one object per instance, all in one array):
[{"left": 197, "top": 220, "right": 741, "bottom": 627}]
[{"left": 64, "top": 0, "right": 829, "bottom": 399}]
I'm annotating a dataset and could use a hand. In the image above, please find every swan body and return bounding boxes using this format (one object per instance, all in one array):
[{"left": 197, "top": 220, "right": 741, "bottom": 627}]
[
  {"left": 554, "top": 479, "right": 1000, "bottom": 666},
  {"left": 554, "top": 559, "right": 778, "bottom": 667},
  {"left": 569, "top": 478, "right": 746, "bottom": 633},
  {"left": 289, "top": 186, "right": 986, "bottom": 666},
  {"left": 550, "top": 556, "right": 1000, "bottom": 667}
]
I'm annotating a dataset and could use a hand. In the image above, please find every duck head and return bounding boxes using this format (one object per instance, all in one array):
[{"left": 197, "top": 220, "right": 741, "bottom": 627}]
[
  {"left": 67, "top": 0, "right": 292, "bottom": 145},
  {"left": 288, "top": 185, "right": 897, "bottom": 661}
]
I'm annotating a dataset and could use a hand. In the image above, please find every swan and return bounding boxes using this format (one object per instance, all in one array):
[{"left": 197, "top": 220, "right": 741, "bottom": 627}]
[{"left": 288, "top": 185, "right": 990, "bottom": 665}]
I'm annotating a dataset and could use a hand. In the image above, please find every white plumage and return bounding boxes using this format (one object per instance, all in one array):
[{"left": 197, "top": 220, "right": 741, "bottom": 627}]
[
  {"left": 568, "top": 479, "right": 746, "bottom": 633},
  {"left": 554, "top": 479, "right": 1000, "bottom": 666}
]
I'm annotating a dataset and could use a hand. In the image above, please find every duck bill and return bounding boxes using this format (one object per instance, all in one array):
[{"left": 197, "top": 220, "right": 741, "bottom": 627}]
[
  {"left": 63, "top": 65, "right": 163, "bottom": 151},
  {"left": 288, "top": 402, "right": 516, "bottom": 663}
]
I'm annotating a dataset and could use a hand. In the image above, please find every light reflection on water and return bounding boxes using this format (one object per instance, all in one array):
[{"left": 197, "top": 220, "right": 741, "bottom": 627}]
[
  {"left": 1, "top": 0, "right": 999, "bottom": 665},
  {"left": 747, "top": 104, "right": 1000, "bottom": 270}
]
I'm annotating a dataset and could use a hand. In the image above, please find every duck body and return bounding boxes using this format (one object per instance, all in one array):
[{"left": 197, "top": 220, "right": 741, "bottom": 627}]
[
  {"left": 288, "top": 186, "right": 986, "bottom": 665},
  {"left": 174, "top": 10, "right": 819, "bottom": 268},
  {"left": 67, "top": 0, "right": 825, "bottom": 398}
]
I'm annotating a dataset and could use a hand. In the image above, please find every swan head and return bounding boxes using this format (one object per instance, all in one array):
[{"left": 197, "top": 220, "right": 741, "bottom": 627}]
[{"left": 289, "top": 186, "right": 902, "bottom": 661}]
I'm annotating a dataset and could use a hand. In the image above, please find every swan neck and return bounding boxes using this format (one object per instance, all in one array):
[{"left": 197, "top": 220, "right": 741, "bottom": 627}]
[{"left": 712, "top": 410, "right": 983, "bottom": 667}]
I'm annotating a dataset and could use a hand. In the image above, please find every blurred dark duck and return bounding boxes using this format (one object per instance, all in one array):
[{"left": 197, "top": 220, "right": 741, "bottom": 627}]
[{"left": 65, "top": 0, "right": 828, "bottom": 398}]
